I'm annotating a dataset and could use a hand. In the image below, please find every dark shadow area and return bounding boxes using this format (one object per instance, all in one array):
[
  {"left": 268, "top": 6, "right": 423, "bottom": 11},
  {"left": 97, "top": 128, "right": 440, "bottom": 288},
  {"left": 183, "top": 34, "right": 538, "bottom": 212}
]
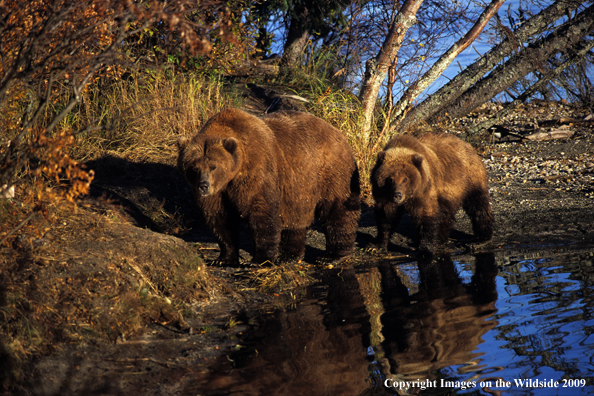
[
  {"left": 85, "top": 154, "right": 328, "bottom": 264},
  {"left": 357, "top": 201, "right": 489, "bottom": 257},
  {"left": 85, "top": 155, "right": 213, "bottom": 243},
  {"left": 448, "top": 228, "right": 476, "bottom": 244},
  {"left": 356, "top": 203, "right": 417, "bottom": 256}
]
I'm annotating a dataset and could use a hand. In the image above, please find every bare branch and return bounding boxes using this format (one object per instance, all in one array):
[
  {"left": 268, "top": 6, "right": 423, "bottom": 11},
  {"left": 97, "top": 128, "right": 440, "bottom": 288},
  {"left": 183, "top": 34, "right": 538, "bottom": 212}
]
[
  {"left": 399, "top": 0, "right": 586, "bottom": 131},
  {"left": 390, "top": 0, "right": 506, "bottom": 130},
  {"left": 468, "top": 37, "right": 594, "bottom": 135},
  {"left": 443, "top": 3, "right": 594, "bottom": 119},
  {"left": 45, "top": 65, "right": 102, "bottom": 133}
]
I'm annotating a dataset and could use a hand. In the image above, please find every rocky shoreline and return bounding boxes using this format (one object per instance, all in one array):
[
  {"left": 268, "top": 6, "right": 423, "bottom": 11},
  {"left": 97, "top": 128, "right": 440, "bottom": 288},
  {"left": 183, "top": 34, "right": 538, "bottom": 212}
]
[{"left": 474, "top": 102, "right": 594, "bottom": 251}]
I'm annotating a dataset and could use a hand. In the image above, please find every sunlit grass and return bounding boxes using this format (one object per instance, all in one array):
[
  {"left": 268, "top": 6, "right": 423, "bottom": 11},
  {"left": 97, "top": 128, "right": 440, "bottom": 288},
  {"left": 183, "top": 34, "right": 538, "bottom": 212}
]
[
  {"left": 237, "top": 261, "right": 315, "bottom": 293},
  {"left": 68, "top": 71, "right": 243, "bottom": 164}
]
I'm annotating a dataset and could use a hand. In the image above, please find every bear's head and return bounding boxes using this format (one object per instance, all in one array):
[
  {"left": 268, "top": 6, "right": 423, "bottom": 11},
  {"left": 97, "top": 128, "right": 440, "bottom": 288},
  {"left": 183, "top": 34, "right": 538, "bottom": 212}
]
[
  {"left": 176, "top": 136, "right": 241, "bottom": 197},
  {"left": 372, "top": 148, "right": 426, "bottom": 204}
]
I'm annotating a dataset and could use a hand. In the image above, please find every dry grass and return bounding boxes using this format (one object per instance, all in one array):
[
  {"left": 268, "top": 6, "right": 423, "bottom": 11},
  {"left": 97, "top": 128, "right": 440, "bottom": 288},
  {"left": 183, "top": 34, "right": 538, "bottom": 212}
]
[
  {"left": 1, "top": 70, "right": 244, "bottom": 245},
  {"left": 53, "top": 64, "right": 374, "bottom": 200},
  {"left": 70, "top": 71, "right": 243, "bottom": 164},
  {"left": 236, "top": 261, "right": 316, "bottom": 293}
]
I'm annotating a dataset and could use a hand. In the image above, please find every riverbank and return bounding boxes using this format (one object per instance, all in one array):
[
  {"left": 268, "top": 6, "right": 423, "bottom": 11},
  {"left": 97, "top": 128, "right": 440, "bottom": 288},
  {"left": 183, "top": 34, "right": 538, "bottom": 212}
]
[{"left": 1, "top": 99, "right": 593, "bottom": 394}]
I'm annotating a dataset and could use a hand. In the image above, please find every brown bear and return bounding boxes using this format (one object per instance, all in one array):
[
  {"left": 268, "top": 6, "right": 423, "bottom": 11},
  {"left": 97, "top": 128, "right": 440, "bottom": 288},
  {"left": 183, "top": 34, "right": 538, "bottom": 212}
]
[
  {"left": 177, "top": 108, "right": 360, "bottom": 266},
  {"left": 371, "top": 133, "right": 493, "bottom": 252}
]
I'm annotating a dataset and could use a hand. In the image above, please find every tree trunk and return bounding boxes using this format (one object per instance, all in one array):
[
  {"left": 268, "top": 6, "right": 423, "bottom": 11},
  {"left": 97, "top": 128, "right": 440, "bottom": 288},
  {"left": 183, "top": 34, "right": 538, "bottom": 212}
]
[
  {"left": 390, "top": 0, "right": 505, "bottom": 129},
  {"left": 252, "top": 1, "right": 273, "bottom": 57},
  {"left": 441, "top": 3, "right": 594, "bottom": 119},
  {"left": 357, "top": 0, "right": 424, "bottom": 139},
  {"left": 280, "top": 9, "right": 310, "bottom": 74},
  {"left": 397, "top": 0, "right": 585, "bottom": 131}
]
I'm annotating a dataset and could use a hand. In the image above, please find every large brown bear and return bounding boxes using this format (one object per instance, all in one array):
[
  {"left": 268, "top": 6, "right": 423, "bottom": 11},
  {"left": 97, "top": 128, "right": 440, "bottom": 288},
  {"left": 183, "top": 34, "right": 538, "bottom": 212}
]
[
  {"left": 177, "top": 109, "right": 360, "bottom": 266},
  {"left": 371, "top": 133, "right": 493, "bottom": 252}
]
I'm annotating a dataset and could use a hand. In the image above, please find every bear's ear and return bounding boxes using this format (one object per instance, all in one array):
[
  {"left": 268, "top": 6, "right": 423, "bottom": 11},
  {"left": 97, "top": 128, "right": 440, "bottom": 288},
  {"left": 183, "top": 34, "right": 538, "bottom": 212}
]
[
  {"left": 377, "top": 151, "right": 386, "bottom": 164},
  {"left": 222, "top": 138, "right": 238, "bottom": 155},
  {"left": 176, "top": 136, "right": 189, "bottom": 152},
  {"left": 412, "top": 153, "right": 424, "bottom": 168}
]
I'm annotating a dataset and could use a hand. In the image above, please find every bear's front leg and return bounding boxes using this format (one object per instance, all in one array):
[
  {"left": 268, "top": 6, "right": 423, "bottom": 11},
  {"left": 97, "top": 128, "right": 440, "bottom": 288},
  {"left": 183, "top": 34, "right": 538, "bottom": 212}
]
[
  {"left": 437, "top": 207, "right": 456, "bottom": 244},
  {"left": 373, "top": 203, "right": 404, "bottom": 251},
  {"left": 411, "top": 196, "right": 441, "bottom": 252},
  {"left": 280, "top": 228, "right": 307, "bottom": 261},
  {"left": 417, "top": 217, "right": 439, "bottom": 252},
  {"left": 372, "top": 205, "right": 391, "bottom": 251},
  {"left": 200, "top": 196, "right": 241, "bottom": 266},
  {"left": 413, "top": 203, "right": 440, "bottom": 252},
  {"left": 463, "top": 188, "right": 494, "bottom": 242},
  {"left": 213, "top": 238, "right": 240, "bottom": 266},
  {"left": 247, "top": 197, "right": 281, "bottom": 264}
]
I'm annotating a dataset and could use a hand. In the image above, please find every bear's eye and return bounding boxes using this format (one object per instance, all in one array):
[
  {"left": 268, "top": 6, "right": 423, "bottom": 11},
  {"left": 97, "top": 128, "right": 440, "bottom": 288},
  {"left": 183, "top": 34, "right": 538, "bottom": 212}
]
[
  {"left": 186, "top": 168, "right": 198, "bottom": 181},
  {"left": 403, "top": 177, "right": 408, "bottom": 183},
  {"left": 209, "top": 164, "right": 216, "bottom": 171}
]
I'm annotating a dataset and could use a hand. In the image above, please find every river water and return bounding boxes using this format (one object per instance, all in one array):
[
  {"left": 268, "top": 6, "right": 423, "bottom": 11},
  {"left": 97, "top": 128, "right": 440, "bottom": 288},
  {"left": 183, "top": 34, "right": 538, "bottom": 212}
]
[{"left": 201, "top": 248, "right": 594, "bottom": 395}]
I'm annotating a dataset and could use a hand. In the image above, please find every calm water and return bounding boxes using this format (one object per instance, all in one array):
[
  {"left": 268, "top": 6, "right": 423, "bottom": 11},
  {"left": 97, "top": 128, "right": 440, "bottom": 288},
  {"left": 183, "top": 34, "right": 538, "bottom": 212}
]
[{"left": 201, "top": 249, "right": 594, "bottom": 395}]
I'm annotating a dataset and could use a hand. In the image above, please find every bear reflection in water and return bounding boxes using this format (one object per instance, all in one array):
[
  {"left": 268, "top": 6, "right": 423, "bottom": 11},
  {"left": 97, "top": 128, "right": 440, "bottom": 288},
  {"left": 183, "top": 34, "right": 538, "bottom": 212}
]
[
  {"left": 201, "top": 253, "right": 498, "bottom": 395},
  {"left": 372, "top": 253, "right": 498, "bottom": 384}
]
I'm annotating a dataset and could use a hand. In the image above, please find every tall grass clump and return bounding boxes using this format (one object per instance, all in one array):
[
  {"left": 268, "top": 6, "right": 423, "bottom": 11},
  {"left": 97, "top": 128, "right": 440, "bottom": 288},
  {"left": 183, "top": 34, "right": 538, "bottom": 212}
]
[{"left": 68, "top": 70, "right": 243, "bottom": 164}]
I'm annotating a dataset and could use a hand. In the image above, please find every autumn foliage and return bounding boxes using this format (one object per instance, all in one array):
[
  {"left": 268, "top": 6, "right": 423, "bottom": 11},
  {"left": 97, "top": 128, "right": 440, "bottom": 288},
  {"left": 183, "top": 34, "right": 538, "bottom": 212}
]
[{"left": 0, "top": 0, "right": 233, "bottom": 243}]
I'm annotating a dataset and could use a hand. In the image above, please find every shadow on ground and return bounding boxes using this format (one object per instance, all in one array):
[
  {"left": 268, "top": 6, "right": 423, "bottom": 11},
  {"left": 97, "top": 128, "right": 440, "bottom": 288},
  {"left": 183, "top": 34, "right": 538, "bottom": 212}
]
[{"left": 86, "top": 155, "right": 214, "bottom": 243}]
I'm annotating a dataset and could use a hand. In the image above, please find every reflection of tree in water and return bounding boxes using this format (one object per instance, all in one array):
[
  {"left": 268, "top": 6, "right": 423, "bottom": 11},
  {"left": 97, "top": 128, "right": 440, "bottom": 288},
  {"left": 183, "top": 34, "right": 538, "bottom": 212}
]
[{"left": 202, "top": 253, "right": 499, "bottom": 395}]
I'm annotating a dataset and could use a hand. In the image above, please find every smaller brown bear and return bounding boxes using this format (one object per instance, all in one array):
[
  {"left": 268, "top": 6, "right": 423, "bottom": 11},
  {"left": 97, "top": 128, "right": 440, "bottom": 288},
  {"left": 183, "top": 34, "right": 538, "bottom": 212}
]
[
  {"left": 177, "top": 109, "right": 360, "bottom": 266},
  {"left": 371, "top": 133, "right": 493, "bottom": 252}
]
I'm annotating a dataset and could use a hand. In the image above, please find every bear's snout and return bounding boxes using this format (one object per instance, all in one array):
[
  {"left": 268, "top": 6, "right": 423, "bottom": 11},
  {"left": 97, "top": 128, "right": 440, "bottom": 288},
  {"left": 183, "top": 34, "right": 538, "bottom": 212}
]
[
  {"left": 384, "top": 178, "right": 405, "bottom": 204},
  {"left": 197, "top": 174, "right": 211, "bottom": 196},
  {"left": 197, "top": 181, "right": 210, "bottom": 196}
]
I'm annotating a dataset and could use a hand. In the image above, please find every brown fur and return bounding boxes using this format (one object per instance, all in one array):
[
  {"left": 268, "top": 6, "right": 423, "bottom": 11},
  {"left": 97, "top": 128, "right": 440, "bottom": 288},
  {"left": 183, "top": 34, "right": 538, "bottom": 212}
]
[
  {"left": 371, "top": 133, "right": 493, "bottom": 251},
  {"left": 177, "top": 109, "right": 360, "bottom": 266}
]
